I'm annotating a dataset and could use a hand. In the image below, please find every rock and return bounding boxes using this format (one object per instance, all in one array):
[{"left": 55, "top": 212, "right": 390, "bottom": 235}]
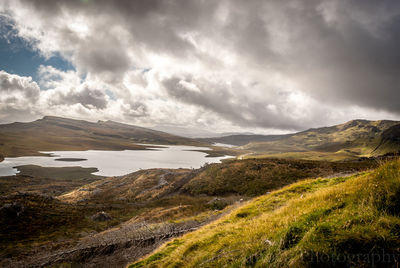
[
  {"left": 264, "top": 239, "right": 273, "bottom": 246},
  {"left": 91, "top": 211, "right": 112, "bottom": 221},
  {"left": 0, "top": 202, "right": 25, "bottom": 218}
]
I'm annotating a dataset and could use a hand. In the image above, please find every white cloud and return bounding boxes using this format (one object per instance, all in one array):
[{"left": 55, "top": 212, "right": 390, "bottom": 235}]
[
  {"left": 0, "top": 0, "right": 399, "bottom": 133},
  {"left": 0, "top": 71, "right": 40, "bottom": 122}
]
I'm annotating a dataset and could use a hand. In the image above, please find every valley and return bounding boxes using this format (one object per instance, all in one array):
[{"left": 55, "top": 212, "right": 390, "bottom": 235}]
[
  {"left": 0, "top": 157, "right": 377, "bottom": 267},
  {"left": 0, "top": 116, "right": 238, "bottom": 158},
  {"left": 0, "top": 116, "right": 399, "bottom": 267},
  {"left": 2, "top": 2, "right": 399, "bottom": 267}
]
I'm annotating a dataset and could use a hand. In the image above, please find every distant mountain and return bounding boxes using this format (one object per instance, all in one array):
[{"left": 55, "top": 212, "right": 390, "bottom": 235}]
[
  {"left": 199, "top": 134, "right": 293, "bottom": 146},
  {"left": 0, "top": 116, "right": 204, "bottom": 157},
  {"left": 242, "top": 119, "right": 400, "bottom": 159},
  {"left": 2, "top": 117, "right": 398, "bottom": 160}
]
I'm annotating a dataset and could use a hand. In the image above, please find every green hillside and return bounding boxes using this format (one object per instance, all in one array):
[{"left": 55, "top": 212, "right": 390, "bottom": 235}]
[
  {"left": 242, "top": 120, "right": 400, "bottom": 160},
  {"left": 130, "top": 159, "right": 400, "bottom": 267},
  {"left": 372, "top": 124, "right": 400, "bottom": 156},
  {"left": 58, "top": 158, "right": 374, "bottom": 204},
  {"left": 182, "top": 158, "right": 374, "bottom": 196}
]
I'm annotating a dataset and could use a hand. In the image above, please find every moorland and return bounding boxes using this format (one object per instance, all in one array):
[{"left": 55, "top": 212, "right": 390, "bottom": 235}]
[{"left": 0, "top": 117, "right": 399, "bottom": 267}]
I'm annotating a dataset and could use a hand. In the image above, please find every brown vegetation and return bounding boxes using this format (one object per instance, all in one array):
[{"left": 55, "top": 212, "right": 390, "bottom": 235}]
[{"left": 0, "top": 116, "right": 205, "bottom": 158}]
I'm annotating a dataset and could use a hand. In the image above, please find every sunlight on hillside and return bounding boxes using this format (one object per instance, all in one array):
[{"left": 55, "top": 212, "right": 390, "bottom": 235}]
[{"left": 130, "top": 159, "right": 400, "bottom": 267}]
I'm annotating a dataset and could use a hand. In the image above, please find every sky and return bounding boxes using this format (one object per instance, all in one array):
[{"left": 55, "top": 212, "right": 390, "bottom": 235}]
[{"left": 0, "top": 0, "right": 399, "bottom": 136}]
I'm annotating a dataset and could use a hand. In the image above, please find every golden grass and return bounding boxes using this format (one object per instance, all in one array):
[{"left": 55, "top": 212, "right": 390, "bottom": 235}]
[
  {"left": 240, "top": 151, "right": 358, "bottom": 161},
  {"left": 129, "top": 159, "right": 400, "bottom": 267}
]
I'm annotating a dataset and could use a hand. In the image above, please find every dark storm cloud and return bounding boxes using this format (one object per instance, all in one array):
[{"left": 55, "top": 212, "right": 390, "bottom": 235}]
[
  {"left": 3, "top": 0, "right": 400, "bottom": 129},
  {"left": 162, "top": 76, "right": 304, "bottom": 130},
  {"left": 277, "top": 0, "right": 400, "bottom": 113},
  {"left": 19, "top": 0, "right": 219, "bottom": 70},
  {"left": 73, "top": 34, "right": 131, "bottom": 75}
]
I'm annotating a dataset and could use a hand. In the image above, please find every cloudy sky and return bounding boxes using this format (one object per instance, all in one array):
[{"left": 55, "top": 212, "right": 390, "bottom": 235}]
[{"left": 0, "top": 0, "right": 399, "bottom": 135}]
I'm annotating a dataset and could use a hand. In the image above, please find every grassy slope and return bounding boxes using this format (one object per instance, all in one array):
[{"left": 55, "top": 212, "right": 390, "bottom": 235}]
[
  {"left": 58, "top": 158, "right": 375, "bottom": 204},
  {"left": 241, "top": 151, "right": 358, "bottom": 162},
  {"left": 57, "top": 168, "right": 222, "bottom": 224},
  {"left": 0, "top": 156, "right": 380, "bottom": 266},
  {"left": 0, "top": 158, "right": 374, "bottom": 261},
  {"left": 183, "top": 158, "right": 376, "bottom": 196},
  {"left": 242, "top": 120, "right": 399, "bottom": 160},
  {"left": 372, "top": 124, "right": 400, "bottom": 156},
  {"left": 130, "top": 159, "right": 400, "bottom": 267}
]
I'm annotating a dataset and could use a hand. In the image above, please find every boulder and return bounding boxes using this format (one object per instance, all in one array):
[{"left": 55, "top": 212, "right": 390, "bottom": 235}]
[{"left": 91, "top": 211, "right": 112, "bottom": 221}]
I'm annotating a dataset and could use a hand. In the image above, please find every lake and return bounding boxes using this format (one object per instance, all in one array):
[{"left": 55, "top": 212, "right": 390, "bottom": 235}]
[{"left": 0, "top": 145, "right": 230, "bottom": 177}]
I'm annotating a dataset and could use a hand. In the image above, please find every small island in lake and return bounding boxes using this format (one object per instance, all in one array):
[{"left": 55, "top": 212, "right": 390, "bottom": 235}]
[{"left": 54, "top": 158, "right": 87, "bottom": 162}]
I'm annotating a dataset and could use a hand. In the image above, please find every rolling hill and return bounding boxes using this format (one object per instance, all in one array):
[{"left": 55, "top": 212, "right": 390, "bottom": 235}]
[
  {"left": 2, "top": 117, "right": 398, "bottom": 161},
  {"left": 0, "top": 116, "right": 205, "bottom": 158},
  {"left": 58, "top": 158, "right": 373, "bottom": 204},
  {"left": 372, "top": 124, "right": 400, "bottom": 156},
  {"left": 130, "top": 159, "right": 400, "bottom": 268},
  {"left": 240, "top": 119, "right": 400, "bottom": 160},
  {"left": 0, "top": 158, "right": 375, "bottom": 267}
]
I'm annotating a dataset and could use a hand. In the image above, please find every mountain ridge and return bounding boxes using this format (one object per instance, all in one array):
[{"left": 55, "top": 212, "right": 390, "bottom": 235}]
[
  {"left": 240, "top": 119, "right": 400, "bottom": 159},
  {"left": 0, "top": 116, "right": 205, "bottom": 158},
  {"left": 1, "top": 116, "right": 399, "bottom": 160}
]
